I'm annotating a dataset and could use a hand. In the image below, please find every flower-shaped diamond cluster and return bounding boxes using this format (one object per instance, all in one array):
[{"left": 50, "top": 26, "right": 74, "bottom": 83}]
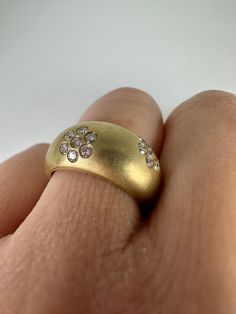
[
  {"left": 59, "top": 126, "right": 97, "bottom": 163},
  {"left": 138, "top": 137, "right": 160, "bottom": 171}
]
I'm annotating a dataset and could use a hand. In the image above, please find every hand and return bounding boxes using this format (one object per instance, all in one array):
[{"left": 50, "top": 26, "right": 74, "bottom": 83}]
[{"left": 0, "top": 88, "right": 235, "bottom": 314}]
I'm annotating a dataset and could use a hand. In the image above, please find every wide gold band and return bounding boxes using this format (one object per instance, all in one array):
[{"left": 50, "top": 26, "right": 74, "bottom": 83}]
[{"left": 45, "top": 121, "right": 161, "bottom": 203}]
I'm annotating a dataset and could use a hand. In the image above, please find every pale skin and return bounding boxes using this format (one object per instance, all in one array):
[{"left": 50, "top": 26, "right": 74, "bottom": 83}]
[{"left": 0, "top": 87, "right": 236, "bottom": 314}]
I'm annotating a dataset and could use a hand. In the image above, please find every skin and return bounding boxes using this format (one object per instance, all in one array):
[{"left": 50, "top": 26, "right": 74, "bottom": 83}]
[{"left": 0, "top": 87, "right": 236, "bottom": 314}]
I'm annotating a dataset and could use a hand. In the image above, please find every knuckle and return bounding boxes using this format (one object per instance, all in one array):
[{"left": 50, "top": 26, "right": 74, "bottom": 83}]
[
  {"left": 32, "top": 143, "right": 49, "bottom": 151},
  {"left": 195, "top": 89, "right": 236, "bottom": 108},
  {"left": 110, "top": 86, "right": 152, "bottom": 98},
  {"left": 168, "top": 89, "right": 236, "bottom": 129},
  {"left": 165, "top": 90, "right": 236, "bottom": 165},
  {"left": 195, "top": 89, "right": 235, "bottom": 100},
  {"left": 107, "top": 87, "right": 159, "bottom": 111}
]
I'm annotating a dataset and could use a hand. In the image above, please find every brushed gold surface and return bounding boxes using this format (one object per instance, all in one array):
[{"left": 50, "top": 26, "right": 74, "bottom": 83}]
[{"left": 45, "top": 121, "right": 161, "bottom": 203}]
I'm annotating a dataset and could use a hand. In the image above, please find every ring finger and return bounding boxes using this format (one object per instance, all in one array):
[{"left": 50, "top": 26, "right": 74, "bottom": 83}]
[{"left": 0, "top": 87, "right": 164, "bottom": 313}]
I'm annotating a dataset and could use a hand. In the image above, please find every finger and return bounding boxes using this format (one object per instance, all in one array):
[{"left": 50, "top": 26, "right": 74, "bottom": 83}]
[
  {"left": 0, "top": 144, "right": 49, "bottom": 238},
  {"left": 142, "top": 91, "right": 236, "bottom": 312},
  {"left": 80, "top": 87, "right": 163, "bottom": 154},
  {"left": 1, "top": 88, "right": 163, "bottom": 312}
]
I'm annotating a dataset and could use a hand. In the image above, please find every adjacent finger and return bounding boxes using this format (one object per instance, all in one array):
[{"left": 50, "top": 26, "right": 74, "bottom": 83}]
[
  {"left": 142, "top": 91, "right": 236, "bottom": 312},
  {"left": 0, "top": 144, "right": 49, "bottom": 238}
]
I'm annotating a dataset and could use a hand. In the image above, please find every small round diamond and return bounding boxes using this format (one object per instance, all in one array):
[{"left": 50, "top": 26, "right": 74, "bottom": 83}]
[
  {"left": 154, "top": 161, "right": 160, "bottom": 171},
  {"left": 152, "top": 153, "right": 158, "bottom": 161},
  {"left": 138, "top": 142, "right": 147, "bottom": 154},
  {"left": 67, "top": 149, "right": 79, "bottom": 163},
  {"left": 59, "top": 143, "right": 69, "bottom": 155},
  {"left": 148, "top": 147, "right": 153, "bottom": 154},
  {"left": 76, "top": 126, "right": 88, "bottom": 135},
  {"left": 85, "top": 132, "right": 97, "bottom": 143},
  {"left": 80, "top": 144, "right": 93, "bottom": 158},
  {"left": 70, "top": 136, "right": 82, "bottom": 148},
  {"left": 64, "top": 130, "right": 75, "bottom": 141},
  {"left": 146, "top": 155, "right": 154, "bottom": 168}
]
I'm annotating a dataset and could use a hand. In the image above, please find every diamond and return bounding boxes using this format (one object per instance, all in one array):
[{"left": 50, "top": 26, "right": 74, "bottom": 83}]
[
  {"left": 76, "top": 126, "right": 88, "bottom": 135},
  {"left": 148, "top": 147, "right": 153, "bottom": 154},
  {"left": 138, "top": 137, "right": 159, "bottom": 169},
  {"left": 152, "top": 154, "right": 158, "bottom": 161},
  {"left": 59, "top": 142, "right": 69, "bottom": 155},
  {"left": 80, "top": 144, "right": 93, "bottom": 158},
  {"left": 138, "top": 142, "right": 147, "bottom": 154},
  {"left": 67, "top": 149, "right": 79, "bottom": 163},
  {"left": 85, "top": 132, "right": 97, "bottom": 143},
  {"left": 146, "top": 155, "right": 154, "bottom": 168},
  {"left": 64, "top": 130, "right": 75, "bottom": 141},
  {"left": 70, "top": 136, "right": 82, "bottom": 148},
  {"left": 154, "top": 161, "right": 160, "bottom": 171}
]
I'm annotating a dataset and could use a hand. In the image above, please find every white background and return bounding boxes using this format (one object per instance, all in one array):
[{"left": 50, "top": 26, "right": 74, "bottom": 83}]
[{"left": 0, "top": 0, "right": 235, "bottom": 161}]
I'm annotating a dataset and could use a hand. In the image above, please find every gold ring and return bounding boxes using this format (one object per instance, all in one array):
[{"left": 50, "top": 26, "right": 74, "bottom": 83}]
[{"left": 45, "top": 121, "right": 161, "bottom": 203}]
